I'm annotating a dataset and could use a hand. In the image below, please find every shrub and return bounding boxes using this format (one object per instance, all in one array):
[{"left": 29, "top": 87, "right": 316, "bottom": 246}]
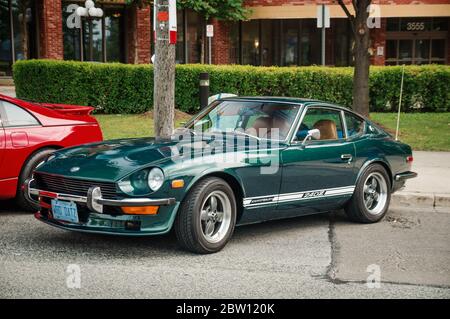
[{"left": 13, "top": 60, "right": 449, "bottom": 113}]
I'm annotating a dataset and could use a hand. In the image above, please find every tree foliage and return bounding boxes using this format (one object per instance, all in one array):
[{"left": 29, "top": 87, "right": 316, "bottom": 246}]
[{"left": 125, "top": 0, "right": 250, "bottom": 20}]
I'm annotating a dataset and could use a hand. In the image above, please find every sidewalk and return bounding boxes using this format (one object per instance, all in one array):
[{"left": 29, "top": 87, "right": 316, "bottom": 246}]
[
  {"left": 0, "top": 85, "right": 16, "bottom": 97},
  {"left": 392, "top": 151, "right": 450, "bottom": 210}
]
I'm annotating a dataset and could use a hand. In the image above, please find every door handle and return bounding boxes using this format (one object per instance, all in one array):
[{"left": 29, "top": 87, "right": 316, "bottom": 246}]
[{"left": 341, "top": 154, "right": 353, "bottom": 161}]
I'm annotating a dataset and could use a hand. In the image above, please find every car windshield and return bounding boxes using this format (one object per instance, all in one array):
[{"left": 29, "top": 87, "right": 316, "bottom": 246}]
[{"left": 187, "top": 100, "right": 300, "bottom": 141}]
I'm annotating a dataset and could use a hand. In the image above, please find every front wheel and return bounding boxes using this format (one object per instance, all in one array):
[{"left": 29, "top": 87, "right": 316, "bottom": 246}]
[
  {"left": 345, "top": 164, "right": 391, "bottom": 223},
  {"left": 175, "top": 177, "right": 237, "bottom": 254}
]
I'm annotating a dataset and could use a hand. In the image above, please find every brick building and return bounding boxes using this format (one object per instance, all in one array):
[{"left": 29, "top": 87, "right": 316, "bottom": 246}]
[{"left": 0, "top": 0, "right": 449, "bottom": 77}]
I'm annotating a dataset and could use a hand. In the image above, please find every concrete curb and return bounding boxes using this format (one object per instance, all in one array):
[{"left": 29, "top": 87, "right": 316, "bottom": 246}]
[{"left": 391, "top": 191, "right": 450, "bottom": 209}]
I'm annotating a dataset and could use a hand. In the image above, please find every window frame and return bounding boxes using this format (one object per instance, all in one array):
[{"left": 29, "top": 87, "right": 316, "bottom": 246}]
[
  {"left": 0, "top": 100, "right": 41, "bottom": 128},
  {"left": 290, "top": 105, "right": 347, "bottom": 145}
]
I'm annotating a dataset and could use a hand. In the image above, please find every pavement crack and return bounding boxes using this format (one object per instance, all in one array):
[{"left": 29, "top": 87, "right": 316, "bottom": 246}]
[{"left": 325, "top": 212, "right": 346, "bottom": 285}]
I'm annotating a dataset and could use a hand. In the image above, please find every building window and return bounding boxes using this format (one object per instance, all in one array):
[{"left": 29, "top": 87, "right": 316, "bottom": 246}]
[
  {"left": 332, "top": 19, "right": 351, "bottom": 67},
  {"left": 385, "top": 17, "right": 448, "bottom": 65},
  {"left": 0, "top": 0, "right": 37, "bottom": 76},
  {"left": 228, "top": 22, "right": 240, "bottom": 64},
  {"left": 186, "top": 9, "right": 203, "bottom": 63},
  {"left": 282, "top": 20, "right": 299, "bottom": 66},
  {"left": 62, "top": 1, "right": 125, "bottom": 63},
  {"left": 175, "top": 9, "right": 184, "bottom": 63},
  {"left": 241, "top": 20, "right": 259, "bottom": 65},
  {"left": 233, "top": 18, "right": 343, "bottom": 67}
]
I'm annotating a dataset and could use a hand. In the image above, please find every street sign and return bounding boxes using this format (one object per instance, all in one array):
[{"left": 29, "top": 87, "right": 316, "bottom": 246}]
[
  {"left": 316, "top": 5, "right": 330, "bottom": 28},
  {"left": 206, "top": 25, "right": 214, "bottom": 38},
  {"left": 153, "top": 0, "right": 177, "bottom": 44}
]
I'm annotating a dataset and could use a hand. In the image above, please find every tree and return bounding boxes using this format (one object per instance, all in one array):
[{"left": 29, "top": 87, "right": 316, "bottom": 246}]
[
  {"left": 178, "top": 0, "right": 250, "bottom": 21},
  {"left": 125, "top": 0, "right": 250, "bottom": 138},
  {"left": 337, "top": 0, "right": 372, "bottom": 117},
  {"left": 153, "top": 0, "right": 176, "bottom": 139}
]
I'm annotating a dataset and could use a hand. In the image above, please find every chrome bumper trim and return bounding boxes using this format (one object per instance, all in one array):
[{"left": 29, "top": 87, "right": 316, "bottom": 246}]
[
  {"left": 24, "top": 179, "right": 176, "bottom": 213},
  {"left": 395, "top": 171, "right": 418, "bottom": 181}
]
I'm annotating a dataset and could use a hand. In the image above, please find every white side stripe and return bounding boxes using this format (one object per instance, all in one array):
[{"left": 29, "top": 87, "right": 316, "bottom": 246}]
[{"left": 243, "top": 186, "right": 355, "bottom": 208}]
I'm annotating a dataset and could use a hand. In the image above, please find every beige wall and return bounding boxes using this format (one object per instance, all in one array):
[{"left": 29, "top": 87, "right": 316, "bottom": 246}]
[{"left": 249, "top": 4, "right": 450, "bottom": 19}]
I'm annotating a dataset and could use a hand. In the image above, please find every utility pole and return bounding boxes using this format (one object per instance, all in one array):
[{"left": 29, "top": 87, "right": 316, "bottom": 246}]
[{"left": 153, "top": 0, "right": 177, "bottom": 139}]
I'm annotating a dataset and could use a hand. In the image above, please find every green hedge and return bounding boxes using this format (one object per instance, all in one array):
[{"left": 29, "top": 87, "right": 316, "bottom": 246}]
[{"left": 13, "top": 60, "right": 450, "bottom": 113}]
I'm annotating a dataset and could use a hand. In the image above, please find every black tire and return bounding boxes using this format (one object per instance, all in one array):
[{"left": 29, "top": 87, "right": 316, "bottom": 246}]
[
  {"left": 345, "top": 164, "right": 391, "bottom": 223},
  {"left": 174, "top": 177, "right": 237, "bottom": 254},
  {"left": 16, "top": 148, "right": 55, "bottom": 212}
]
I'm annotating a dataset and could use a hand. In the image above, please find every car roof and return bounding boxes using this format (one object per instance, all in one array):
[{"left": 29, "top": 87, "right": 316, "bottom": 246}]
[{"left": 219, "top": 96, "right": 352, "bottom": 111}]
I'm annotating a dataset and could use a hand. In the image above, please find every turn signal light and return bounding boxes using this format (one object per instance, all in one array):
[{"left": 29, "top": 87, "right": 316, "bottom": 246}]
[
  {"left": 121, "top": 206, "right": 159, "bottom": 215},
  {"left": 171, "top": 179, "right": 185, "bottom": 189}
]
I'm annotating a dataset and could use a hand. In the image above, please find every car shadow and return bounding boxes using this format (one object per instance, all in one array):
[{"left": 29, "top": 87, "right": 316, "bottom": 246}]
[
  {"left": 1, "top": 199, "right": 353, "bottom": 258},
  {"left": 0, "top": 199, "right": 24, "bottom": 213}
]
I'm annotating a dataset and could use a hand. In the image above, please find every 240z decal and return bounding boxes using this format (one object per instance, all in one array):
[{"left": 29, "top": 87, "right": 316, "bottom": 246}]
[
  {"left": 301, "top": 190, "right": 326, "bottom": 198},
  {"left": 243, "top": 186, "right": 355, "bottom": 208}
]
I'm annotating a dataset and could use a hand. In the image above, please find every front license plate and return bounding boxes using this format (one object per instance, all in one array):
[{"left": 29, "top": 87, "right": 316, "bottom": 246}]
[{"left": 51, "top": 199, "right": 79, "bottom": 223}]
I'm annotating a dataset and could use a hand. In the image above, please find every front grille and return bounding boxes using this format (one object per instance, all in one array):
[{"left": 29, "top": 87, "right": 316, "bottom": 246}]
[{"left": 35, "top": 173, "right": 118, "bottom": 199}]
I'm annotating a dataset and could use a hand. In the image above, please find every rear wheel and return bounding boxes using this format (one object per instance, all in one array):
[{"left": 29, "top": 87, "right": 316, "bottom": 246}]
[
  {"left": 175, "top": 177, "right": 237, "bottom": 254},
  {"left": 345, "top": 164, "right": 391, "bottom": 223},
  {"left": 16, "top": 148, "right": 55, "bottom": 212}
]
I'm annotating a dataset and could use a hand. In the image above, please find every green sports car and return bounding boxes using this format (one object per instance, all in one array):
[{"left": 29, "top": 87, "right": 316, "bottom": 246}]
[{"left": 26, "top": 97, "right": 417, "bottom": 254}]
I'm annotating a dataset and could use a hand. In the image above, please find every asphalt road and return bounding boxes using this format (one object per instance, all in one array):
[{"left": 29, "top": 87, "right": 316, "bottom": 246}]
[{"left": 0, "top": 200, "right": 449, "bottom": 299}]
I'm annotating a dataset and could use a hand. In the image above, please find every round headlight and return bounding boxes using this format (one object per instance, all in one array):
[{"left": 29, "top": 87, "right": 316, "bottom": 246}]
[{"left": 148, "top": 167, "right": 164, "bottom": 191}]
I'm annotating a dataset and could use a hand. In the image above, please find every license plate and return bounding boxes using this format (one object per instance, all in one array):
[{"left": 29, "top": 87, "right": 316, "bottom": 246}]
[{"left": 51, "top": 199, "right": 79, "bottom": 223}]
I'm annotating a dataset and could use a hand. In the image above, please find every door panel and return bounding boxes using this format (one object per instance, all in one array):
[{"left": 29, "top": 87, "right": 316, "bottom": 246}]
[
  {"left": 278, "top": 140, "right": 356, "bottom": 214},
  {"left": 277, "top": 106, "right": 358, "bottom": 215}
]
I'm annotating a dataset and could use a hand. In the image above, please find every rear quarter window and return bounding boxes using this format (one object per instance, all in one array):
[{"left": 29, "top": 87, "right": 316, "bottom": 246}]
[
  {"left": 345, "top": 112, "right": 365, "bottom": 138},
  {"left": 0, "top": 101, "right": 40, "bottom": 127}
]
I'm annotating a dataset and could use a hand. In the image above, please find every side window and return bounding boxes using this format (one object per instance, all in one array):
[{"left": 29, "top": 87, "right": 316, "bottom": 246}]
[
  {"left": 296, "top": 108, "right": 344, "bottom": 141},
  {"left": 345, "top": 112, "right": 365, "bottom": 138},
  {"left": 0, "top": 101, "right": 39, "bottom": 127}
]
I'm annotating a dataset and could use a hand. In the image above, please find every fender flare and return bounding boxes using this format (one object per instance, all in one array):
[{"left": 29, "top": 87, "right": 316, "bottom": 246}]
[{"left": 355, "top": 157, "right": 394, "bottom": 190}]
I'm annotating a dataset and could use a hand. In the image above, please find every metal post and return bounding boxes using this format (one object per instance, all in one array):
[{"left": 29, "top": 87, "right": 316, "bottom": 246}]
[
  {"left": 321, "top": 5, "right": 326, "bottom": 66},
  {"left": 89, "top": 20, "right": 93, "bottom": 61},
  {"left": 208, "top": 37, "right": 212, "bottom": 65},
  {"left": 199, "top": 72, "right": 210, "bottom": 109},
  {"left": 9, "top": 0, "right": 15, "bottom": 65},
  {"left": 80, "top": 24, "right": 84, "bottom": 62},
  {"left": 395, "top": 65, "right": 405, "bottom": 141}
]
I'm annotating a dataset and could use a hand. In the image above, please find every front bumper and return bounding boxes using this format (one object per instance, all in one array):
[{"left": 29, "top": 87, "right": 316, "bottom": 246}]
[
  {"left": 25, "top": 178, "right": 179, "bottom": 235},
  {"left": 24, "top": 178, "right": 175, "bottom": 212}
]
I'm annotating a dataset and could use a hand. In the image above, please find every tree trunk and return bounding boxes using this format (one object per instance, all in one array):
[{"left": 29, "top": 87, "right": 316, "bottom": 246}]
[
  {"left": 351, "top": 0, "right": 371, "bottom": 117},
  {"left": 153, "top": 0, "right": 175, "bottom": 139}
]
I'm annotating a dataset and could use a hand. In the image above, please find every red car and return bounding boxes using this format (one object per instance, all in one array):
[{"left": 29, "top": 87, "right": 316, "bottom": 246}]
[{"left": 0, "top": 94, "right": 103, "bottom": 210}]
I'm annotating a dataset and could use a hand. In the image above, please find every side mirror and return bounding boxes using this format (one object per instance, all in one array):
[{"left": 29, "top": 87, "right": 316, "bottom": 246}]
[{"left": 302, "top": 129, "right": 320, "bottom": 145}]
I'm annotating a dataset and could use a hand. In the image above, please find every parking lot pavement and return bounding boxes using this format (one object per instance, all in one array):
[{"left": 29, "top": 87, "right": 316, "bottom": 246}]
[{"left": 0, "top": 201, "right": 449, "bottom": 299}]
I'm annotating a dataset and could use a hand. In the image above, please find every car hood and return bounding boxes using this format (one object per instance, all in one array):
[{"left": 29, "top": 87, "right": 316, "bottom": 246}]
[
  {"left": 36, "top": 138, "right": 179, "bottom": 182},
  {"left": 35, "top": 135, "right": 274, "bottom": 182}
]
